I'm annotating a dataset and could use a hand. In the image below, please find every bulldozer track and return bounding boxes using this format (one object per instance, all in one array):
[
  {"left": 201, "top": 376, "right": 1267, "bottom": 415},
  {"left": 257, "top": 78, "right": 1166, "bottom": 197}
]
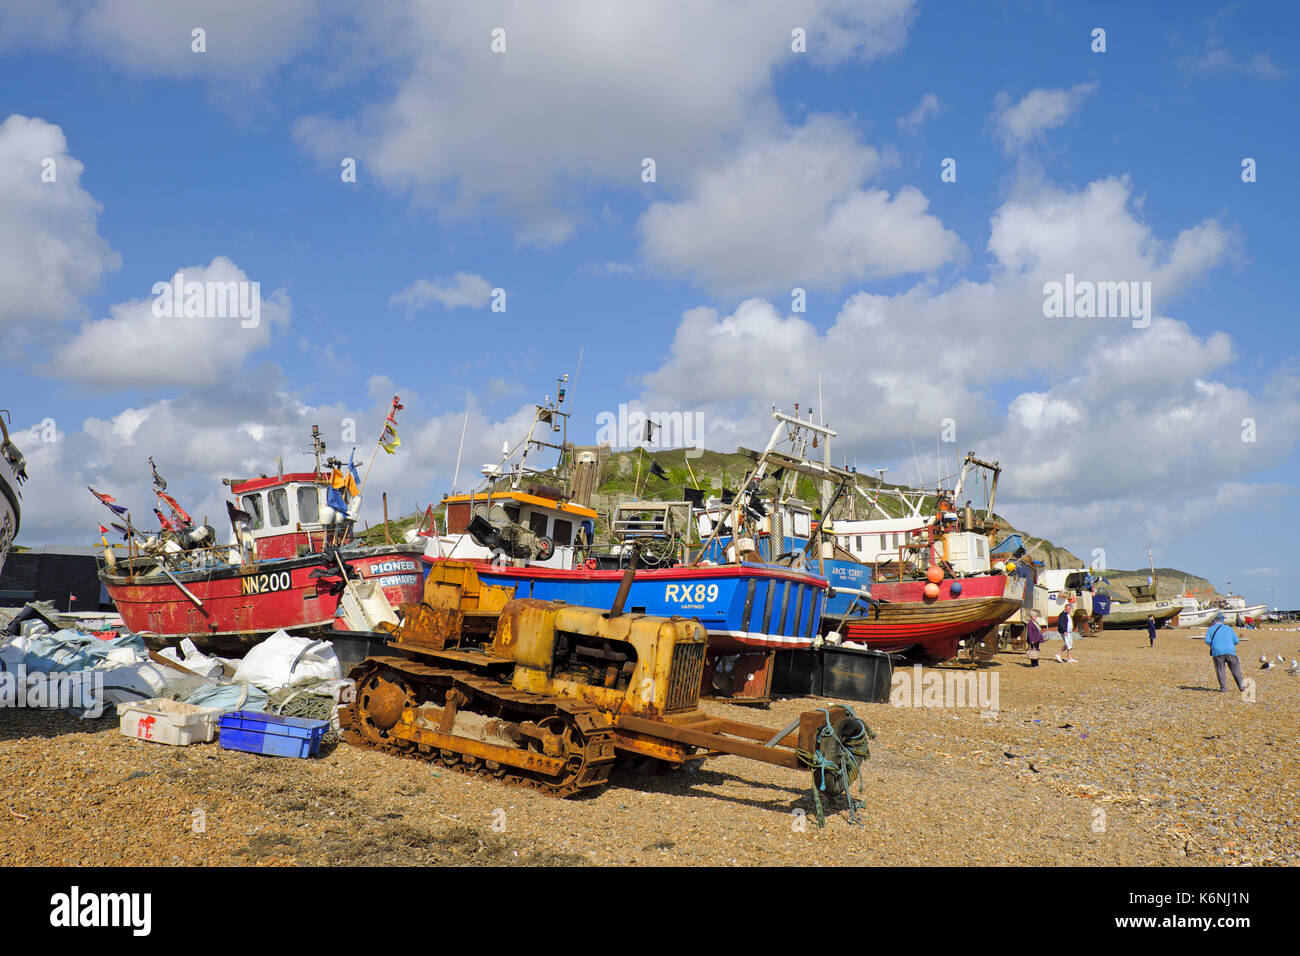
[{"left": 341, "top": 655, "right": 617, "bottom": 797}]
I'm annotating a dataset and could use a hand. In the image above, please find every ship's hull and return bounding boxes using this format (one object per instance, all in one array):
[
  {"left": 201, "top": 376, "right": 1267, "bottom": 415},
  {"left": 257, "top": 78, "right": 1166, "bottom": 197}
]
[
  {"left": 840, "top": 594, "right": 1023, "bottom": 661},
  {"left": 1101, "top": 601, "right": 1181, "bottom": 628},
  {"left": 1227, "top": 604, "right": 1267, "bottom": 625},
  {"left": 1175, "top": 606, "right": 1219, "bottom": 628},
  {"left": 103, "top": 544, "right": 424, "bottom": 654}
]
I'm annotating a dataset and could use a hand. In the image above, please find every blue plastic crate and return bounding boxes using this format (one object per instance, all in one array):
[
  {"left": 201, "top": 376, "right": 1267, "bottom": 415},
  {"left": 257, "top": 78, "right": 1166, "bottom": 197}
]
[{"left": 218, "top": 710, "right": 330, "bottom": 758}]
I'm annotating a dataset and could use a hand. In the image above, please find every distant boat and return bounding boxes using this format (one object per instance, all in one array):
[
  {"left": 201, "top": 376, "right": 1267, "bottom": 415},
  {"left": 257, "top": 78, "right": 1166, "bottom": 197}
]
[
  {"left": 0, "top": 412, "right": 26, "bottom": 580},
  {"left": 1222, "top": 594, "right": 1267, "bottom": 626},
  {"left": 1100, "top": 583, "right": 1180, "bottom": 628},
  {"left": 1171, "top": 593, "right": 1218, "bottom": 628}
]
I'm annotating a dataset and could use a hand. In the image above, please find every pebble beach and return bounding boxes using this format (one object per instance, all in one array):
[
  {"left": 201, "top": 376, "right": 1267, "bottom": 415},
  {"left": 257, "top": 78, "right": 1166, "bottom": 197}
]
[{"left": 2, "top": 624, "right": 1296, "bottom": 867}]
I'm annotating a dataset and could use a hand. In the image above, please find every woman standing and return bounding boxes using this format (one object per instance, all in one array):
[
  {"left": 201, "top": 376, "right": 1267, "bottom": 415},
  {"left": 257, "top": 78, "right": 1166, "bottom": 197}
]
[{"left": 1025, "top": 610, "right": 1045, "bottom": 666}]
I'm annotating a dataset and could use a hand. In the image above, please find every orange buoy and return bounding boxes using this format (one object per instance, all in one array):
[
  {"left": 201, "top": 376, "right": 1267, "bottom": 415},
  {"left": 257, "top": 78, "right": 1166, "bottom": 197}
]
[
  {"left": 926, "top": 564, "right": 943, "bottom": 584},
  {"left": 924, "top": 582, "right": 941, "bottom": 599}
]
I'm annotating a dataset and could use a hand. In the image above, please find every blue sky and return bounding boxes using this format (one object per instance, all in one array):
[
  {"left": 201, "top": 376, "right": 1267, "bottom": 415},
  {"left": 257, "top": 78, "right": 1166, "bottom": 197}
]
[{"left": 1, "top": 0, "right": 1296, "bottom": 606}]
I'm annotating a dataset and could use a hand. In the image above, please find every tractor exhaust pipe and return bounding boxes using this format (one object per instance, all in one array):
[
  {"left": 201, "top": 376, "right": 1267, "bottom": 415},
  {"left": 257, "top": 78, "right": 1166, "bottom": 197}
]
[{"left": 608, "top": 543, "right": 642, "bottom": 618}]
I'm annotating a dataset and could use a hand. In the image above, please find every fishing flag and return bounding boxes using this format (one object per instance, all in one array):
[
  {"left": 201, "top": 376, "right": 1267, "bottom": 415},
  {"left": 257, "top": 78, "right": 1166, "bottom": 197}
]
[
  {"left": 648, "top": 459, "right": 668, "bottom": 481},
  {"left": 226, "top": 500, "right": 253, "bottom": 529},
  {"left": 88, "top": 486, "right": 129, "bottom": 516},
  {"left": 149, "top": 456, "right": 167, "bottom": 491},
  {"left": 98, "top": 524, "right": 109, "bottom": 546},
  {"left": 157, "top": 490, "right": 192, "bottom": 528},
  {"left": 329, "top": 466, "right": 359, "bottom": 497},
  {"left": 154, "top": 508, "right": 177, "bottom": 533},
  {"left": 375, "top": 394, "right": 404, "bottom": 454}
]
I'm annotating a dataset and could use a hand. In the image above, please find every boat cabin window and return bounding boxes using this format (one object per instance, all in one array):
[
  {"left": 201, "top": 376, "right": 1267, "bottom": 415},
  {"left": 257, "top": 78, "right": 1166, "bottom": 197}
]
[
  {"left": 241, "top": 493, "right": 265, "bottom": 530},
  {"left": 504, "top": 504, "right": 521, "bottom": 524},
  {"left": 297, "top": 485, "right": 320, "bottom": 524},
  {"left": 268, "top": 488, "right": 290, "bottom": 528},
  {"left": 528, "top": 511, "right": 549, "bottom": 537},
  {"left": 792, "top": 512, "right": 811, "bottom": 537},
  {"left": 553, "top": 518, "right": 573, "bottom": 545},
  {"left": 880, "top": 534, "right": 887, "bottom": 550},
  {"left": 855, "top": 535, "right": 863, "bottom": 551}
]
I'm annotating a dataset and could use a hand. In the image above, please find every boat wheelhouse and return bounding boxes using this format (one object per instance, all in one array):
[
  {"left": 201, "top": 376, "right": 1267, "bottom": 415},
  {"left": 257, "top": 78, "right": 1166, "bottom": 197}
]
[{"left": 98, "top": 415, "right": 425, "bottom": 652}]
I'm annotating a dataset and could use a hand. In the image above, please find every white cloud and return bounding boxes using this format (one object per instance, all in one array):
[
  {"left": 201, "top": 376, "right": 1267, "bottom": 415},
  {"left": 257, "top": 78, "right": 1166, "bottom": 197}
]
[
  {"left": 630, "top": 172, "right": 1286, "bottom": 564},
  {"left": 0, "top": 114, "right": 120, "bottom": 327},
  {"left": 1177, "top": 6, "right": 1287, "bottom": 81},
  {"left": 47, "top": 257, "right": 291, "bottom": 388},
  {"left": 991, "top": 83, "right": 1097, "bottom": 152},
  {"left": 9, "top": 382, "right": 553, "bottom": 546},
  {"left": 294, "top": 0, "right": 918, "bottom": 244},
  {"left": 0, "top": 0, "right": 324, "bottom": 89},
  {"left": 390, "top": 273, "right": 493, "bottom": 311},
  {"left": 897, "top": 92, "right": 939, "bottom": 131},
  {"left": 638, "top": 115, "right": 961, "bottom": 296}
]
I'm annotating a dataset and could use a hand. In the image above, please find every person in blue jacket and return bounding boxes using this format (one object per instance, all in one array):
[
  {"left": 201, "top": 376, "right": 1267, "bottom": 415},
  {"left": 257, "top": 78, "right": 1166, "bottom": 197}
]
[{"left": 1204, "top": 612, "right": 1245, "bottom": 693}]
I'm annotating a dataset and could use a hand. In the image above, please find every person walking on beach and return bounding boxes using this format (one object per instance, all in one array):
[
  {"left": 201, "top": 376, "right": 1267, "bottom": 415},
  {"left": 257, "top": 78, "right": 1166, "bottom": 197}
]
[
  {"left": 1146, "top": 614, "right": 1157, "bottom": 648},
  {"left": 1054, "top": 599, "right": 1078, "bottom": 663},
  {"left": 1025, "top": 610, "right": 1045, "bottom": 666},
  {"left": 1205, "top": 612, "right": 1246, "bottom": 693}
]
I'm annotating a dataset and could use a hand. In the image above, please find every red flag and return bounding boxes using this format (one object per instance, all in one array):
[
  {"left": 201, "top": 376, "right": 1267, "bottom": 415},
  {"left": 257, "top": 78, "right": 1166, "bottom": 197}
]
[
  {"left": 157, "top": 490, "right": 192, "bottom": 528},
  {"left": 386, "top": 395, "right": 403, "bottom": 423},
  {"left": 98, "top": 525, "right": 109, "bottom": 534},
  {"left": 154, "top": 508, "right": 177, "bottom": 533}
]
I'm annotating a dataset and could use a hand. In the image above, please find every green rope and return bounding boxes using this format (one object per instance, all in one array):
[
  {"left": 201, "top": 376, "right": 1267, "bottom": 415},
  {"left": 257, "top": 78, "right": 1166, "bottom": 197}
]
[
  {"left": 797, "top": 705, "right": 876, "bottom": 828},
  {"left": 267, "top": 679, "right": 340, "bottom": 743}
]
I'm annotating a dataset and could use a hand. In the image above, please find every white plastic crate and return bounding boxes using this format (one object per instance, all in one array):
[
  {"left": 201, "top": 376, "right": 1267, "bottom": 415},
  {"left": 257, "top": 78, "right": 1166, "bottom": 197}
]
[{"left": 118, "top": 697, "right": 222, "bottom": 746}]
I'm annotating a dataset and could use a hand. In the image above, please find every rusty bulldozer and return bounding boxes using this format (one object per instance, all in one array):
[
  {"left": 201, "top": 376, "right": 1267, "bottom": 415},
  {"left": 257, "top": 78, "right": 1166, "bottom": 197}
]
[{"left": 340, "top": 560, "right": 873, "bottom": 799}]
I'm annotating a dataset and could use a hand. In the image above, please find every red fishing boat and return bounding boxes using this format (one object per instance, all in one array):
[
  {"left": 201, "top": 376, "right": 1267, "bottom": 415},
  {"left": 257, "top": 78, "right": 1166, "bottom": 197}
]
[
  {"left": 97, "top": 402, "right": 425, "bottom": 654},
  {"left": 842, "top": 575, "right": 1025, "bottom": 661}
]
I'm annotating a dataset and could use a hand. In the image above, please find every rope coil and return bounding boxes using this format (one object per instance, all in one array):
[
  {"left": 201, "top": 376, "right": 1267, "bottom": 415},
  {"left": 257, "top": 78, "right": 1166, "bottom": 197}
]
[{"left": 796, "top": 705, "right": 876, "bottom": 828}]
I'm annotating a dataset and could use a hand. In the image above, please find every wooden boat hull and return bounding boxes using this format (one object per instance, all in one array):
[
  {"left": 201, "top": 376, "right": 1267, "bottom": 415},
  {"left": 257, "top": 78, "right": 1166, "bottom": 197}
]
[
  {"left": 102, "top": 544, "right": 424, "bottom": 654},
  {"left": 1101, "top": 602, "right": 1180, "bottom": 628},
  {"left": 840, "top": 594, "right": 1023, "bottom": 661}
]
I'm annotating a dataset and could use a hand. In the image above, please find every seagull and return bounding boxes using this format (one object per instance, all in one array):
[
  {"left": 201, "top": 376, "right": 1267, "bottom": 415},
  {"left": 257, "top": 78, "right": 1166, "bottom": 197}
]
[
  {"left": 1278, "top": 653, "right": 1286, "bottom": 662},
  {"left": 1287, "top": 659, "right": 1299, "bottom": 675},
  {"left": 1260, "top": 654, "right": 1269, "bottom": 664},
  {"left": 1260, "top": 661, "right": 1274, "bottom": 670}
]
